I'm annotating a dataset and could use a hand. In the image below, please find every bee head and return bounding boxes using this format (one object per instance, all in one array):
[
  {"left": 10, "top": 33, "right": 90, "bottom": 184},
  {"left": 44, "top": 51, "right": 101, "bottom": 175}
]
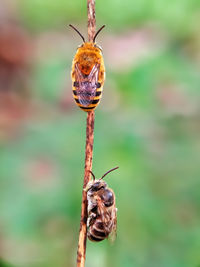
[
  {"left": 85, "top": 179, "right": 107, "bottom": 193},
  {"left": 90, "top": 180, "right": 107, "bottom": 192},
  {"left": 85, "top": 167, "right": 119, "bottom": 192}
]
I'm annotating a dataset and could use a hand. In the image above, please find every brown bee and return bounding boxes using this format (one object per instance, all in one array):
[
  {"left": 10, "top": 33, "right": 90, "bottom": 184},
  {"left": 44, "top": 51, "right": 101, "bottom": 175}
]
[
  {"left": 85, "top": 167, "right": 119, "bottom": 242},
  {"left": 69, "top": 24, "right": 105, "bottom": 112}
]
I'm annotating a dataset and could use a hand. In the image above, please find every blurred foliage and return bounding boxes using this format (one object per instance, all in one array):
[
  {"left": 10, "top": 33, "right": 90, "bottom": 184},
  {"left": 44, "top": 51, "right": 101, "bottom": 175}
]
[
  {"left": 0, "top": 0, "right": 200, "bottom": 266},
  {"left": 18, "top": 0, "right": 200, "bottom": 38},
  {"left": 0, "top": 259, "right": 13, "bottom": 267}
]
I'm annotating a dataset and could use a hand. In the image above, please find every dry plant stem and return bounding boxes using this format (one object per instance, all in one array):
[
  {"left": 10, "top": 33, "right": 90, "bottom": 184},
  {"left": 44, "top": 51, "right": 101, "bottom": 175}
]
[
  {"left": 77, "top": 111, "right": 95, "bottom": 267},
  {"left": 87, "top": 0, "right": 96, "bottom": 42},
  {"left": 76, "top": 1, "right": 96, "bottom": 266}
]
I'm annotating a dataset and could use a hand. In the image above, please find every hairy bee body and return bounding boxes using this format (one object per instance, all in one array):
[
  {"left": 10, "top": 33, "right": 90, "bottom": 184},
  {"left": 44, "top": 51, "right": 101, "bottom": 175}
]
[
  {"left": 71, "top": 43, "right": 105, "bottom": 112},
  {"left": 86, "top": 178, "right": 117, "bottom": 242}
]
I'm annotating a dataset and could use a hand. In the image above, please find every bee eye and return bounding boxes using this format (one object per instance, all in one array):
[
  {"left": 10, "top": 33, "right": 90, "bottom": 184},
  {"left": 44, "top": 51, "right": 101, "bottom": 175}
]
[
  {"left": 94, "top": 44, "right": 102, "bottom": 51},
  {"left": 101, "top": 189, "right": 114, "bottom": 207},
  {"left": 91, "top": 182, "right": 101, "bottom": 192}
]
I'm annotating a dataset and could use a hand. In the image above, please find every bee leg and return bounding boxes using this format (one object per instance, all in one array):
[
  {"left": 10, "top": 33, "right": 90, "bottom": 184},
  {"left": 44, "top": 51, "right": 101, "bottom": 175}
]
[
  {"left": 87, "top": 212, "right": 96, "bottom": 227},
  {"left": 88, "top": 199, "right": 97, "bottom": 212}
]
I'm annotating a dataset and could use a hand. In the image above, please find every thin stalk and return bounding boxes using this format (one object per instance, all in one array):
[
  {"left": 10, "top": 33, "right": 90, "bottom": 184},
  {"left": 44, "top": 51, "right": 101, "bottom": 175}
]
[
  {"left": 76, "top": 111, "right": 95, "bottom": 267},
  {"left": 76, "top": 1, "right": 96, "bottom": 266}
]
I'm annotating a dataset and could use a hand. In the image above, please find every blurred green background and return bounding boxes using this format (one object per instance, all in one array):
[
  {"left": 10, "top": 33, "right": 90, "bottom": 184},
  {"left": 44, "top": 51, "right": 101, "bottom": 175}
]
[{"left": 0, "top": 0, "right": 200, "bottom": 266}]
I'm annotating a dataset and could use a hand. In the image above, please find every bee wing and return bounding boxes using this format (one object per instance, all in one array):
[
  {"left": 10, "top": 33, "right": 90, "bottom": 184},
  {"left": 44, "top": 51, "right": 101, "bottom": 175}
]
[
  {"left": 108, "top": 207, "right": 117, "bottom": 243},
  {"left": 97, "top": 198, "right": 117, "bottom": 240},
  {"left": 74, "top": 63, "right": 100, "bottom": 106}
]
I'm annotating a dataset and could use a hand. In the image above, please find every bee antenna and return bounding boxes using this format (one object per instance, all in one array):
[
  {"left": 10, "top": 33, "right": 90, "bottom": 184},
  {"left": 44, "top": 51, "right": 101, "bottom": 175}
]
[
  {"left": 100, "top": 167, "right": 119, "bottom": 180},
  {"left": 69, "top": 24, "right": 85, "bottom": 43},
  {"left": 93, "top": 25, "right": 105, "bottom": 43},
  {"left": 89, "top": 170, "right": 96, "bottom": 180}
]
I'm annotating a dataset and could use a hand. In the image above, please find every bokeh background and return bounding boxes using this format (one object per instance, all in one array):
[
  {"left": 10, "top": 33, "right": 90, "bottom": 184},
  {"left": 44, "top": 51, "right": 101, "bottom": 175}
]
[{"left": 0, "top": 0, "right": 200, "bottom": 266}]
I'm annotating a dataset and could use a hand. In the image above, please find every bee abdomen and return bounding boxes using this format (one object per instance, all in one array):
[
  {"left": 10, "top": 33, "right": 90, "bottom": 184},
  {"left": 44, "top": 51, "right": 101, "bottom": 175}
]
[
  {"left": 72, "top": 89, "right": 103, "bottom": 112},
  {"left": 88, "top": 220, "right": 108, "bottom": 242},
  {"left": 74, "top": 98, "right": 100, "bottom": 105}
]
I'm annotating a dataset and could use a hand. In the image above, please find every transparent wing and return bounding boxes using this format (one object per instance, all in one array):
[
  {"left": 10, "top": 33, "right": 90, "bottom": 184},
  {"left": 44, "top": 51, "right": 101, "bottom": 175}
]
[
  {"left": 108, "top": 207, "right": 117, "bottom": 243},
  {"left": 74, "top": 63, "right": 100, "bottom": 106},
  {"left": 97, "top": 198, "right": 117, "bottom": 240}
]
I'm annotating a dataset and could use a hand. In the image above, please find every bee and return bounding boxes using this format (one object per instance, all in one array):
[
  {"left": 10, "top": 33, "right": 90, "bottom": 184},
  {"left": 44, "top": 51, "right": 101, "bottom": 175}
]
[
  {"left": 85, "top": 167, "right": 119, "bottom": 242},
  {"left": 69, "top": 24, "right": 105, "bottom": 112}
]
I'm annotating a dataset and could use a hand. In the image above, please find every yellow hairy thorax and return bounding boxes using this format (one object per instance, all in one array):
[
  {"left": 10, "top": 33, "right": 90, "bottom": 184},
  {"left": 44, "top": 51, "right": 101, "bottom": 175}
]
[{"left": 74, "top": 43, "right": 102, "bottom": 75}]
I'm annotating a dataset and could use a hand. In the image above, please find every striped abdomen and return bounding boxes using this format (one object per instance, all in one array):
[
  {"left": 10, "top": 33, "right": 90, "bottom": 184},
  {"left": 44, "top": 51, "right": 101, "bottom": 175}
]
[
  {"left": 87, "top": 218, "right": 108, "bottom": 242},
  {"left": 72, "top": 82, "right": 103, "bottom": 112}
]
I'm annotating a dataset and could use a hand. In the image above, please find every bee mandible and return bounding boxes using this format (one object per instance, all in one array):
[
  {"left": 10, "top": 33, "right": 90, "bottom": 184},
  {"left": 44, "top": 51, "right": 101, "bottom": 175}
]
[
  {"left": 69, "top": 24, "right": 105, "bottom": 112},
  {"left": 85, "top": 167, "right": 119, "bottom": 242}
]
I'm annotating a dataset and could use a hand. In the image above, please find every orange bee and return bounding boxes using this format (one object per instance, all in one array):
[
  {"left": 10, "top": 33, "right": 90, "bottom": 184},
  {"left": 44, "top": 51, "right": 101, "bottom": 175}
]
[{"left": 69, "top": 24, "right": 105, "bottom": 112}]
